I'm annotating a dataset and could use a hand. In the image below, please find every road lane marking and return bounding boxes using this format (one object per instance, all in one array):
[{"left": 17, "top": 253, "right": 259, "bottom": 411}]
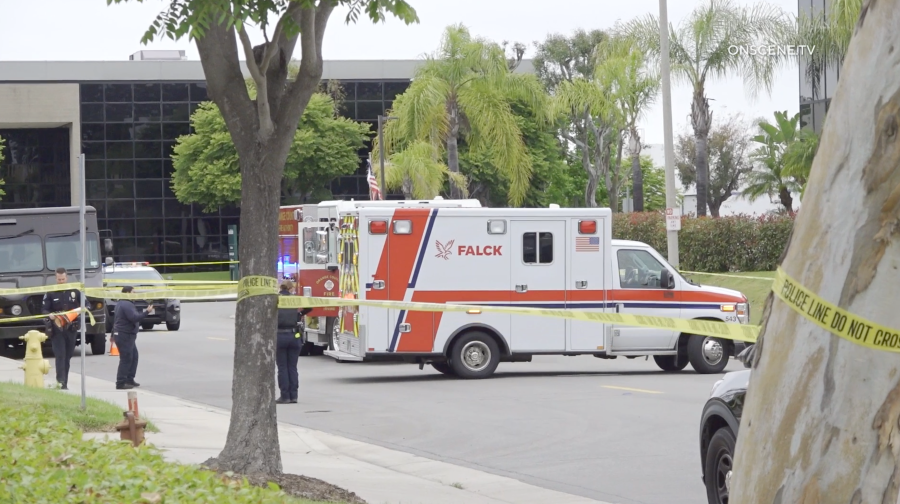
[
  {"left": 602, "top": 385, "right": 663, "bottom": 394},
  {"left": 207, "top": 337, "right": 229, "bottom": 341}
]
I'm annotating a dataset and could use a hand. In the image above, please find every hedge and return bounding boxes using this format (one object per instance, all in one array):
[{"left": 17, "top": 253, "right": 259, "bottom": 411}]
[
  {"left": 0, "top": 405, "right": 309, "bottom": 503},
  {"left": 612, "top": 212, "right": 795, "bottom": 273}
]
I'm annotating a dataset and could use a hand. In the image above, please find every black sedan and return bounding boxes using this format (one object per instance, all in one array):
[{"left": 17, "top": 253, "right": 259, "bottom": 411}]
[{"left": 699, "top": 346, "right": 754, "bottom": 504}]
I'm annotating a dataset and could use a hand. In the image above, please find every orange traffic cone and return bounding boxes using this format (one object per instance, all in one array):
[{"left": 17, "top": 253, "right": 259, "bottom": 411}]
[{"left": 109, "top": 336, "right": 119, "bottom": 357}]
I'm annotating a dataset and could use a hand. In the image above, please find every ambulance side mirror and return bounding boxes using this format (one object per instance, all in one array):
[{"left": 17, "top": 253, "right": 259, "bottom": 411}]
[{"left": 660, "top": 269, "right": 675, "bottom": 289}]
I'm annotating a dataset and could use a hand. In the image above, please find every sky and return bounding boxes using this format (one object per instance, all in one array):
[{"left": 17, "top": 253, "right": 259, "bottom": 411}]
[{"left": 1, "top": 0, "right": 801, "bottom": 147}]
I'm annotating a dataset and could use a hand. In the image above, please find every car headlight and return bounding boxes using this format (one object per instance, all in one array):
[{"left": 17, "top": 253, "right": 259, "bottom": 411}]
[
  {"left": 711, "top": 379, "right": 724, "bottom": 397},
  {"left": 11, "top": 305, "right": 22, "bottom": 316}
]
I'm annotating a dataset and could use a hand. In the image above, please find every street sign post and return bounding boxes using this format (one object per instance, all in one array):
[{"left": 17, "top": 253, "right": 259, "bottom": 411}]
[{"left": 666, "top": 208, "right": 682, "bottom": 232}]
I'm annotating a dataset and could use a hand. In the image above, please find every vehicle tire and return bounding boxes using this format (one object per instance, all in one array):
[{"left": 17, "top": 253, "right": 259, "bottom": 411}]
[
  {"left": 299, "top": 341, "right": 314, "bottom": 357},
  {"left": 653, "top": 355, "right": 688, "bottom": 372},
  {"left": 105, "top": 314, "right": 113, "bottom": 334},
  {"left": 140, "top": 322, "right": 154, "bottom": 331},
  {"left": 449, "top": 332, "right": 500, "bottom": 379},
  {"left": 704, "top": 427, "right": 736, "bottom": 504},
  {"left": 431, "top": 361, "right": 455, "bottom": 376},
  {"left": 90, "top": 335, "right": 106, "bottom": 356},
  {"left": 7, "top": 343, "right": 26, "bottom": 360},
  {"left": 688, "top": 334, "right": 729, "bottom": 374},
  {"left": 166, "top": 320, "right": 180, "bottom": 331}
]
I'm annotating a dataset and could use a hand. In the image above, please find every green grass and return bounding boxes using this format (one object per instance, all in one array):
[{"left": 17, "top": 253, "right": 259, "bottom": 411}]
[
  {"left": 0, "top": 405, "right": 337, "bottom": 504},
  {"left": 681, "top": 271, "right": 776, "bottom": 326},
  {"left": 164, "top": 271, "right": 232, "bottom": 281},
  {"left": 0, "top": 381, "right": 158, "bottom": 433}
]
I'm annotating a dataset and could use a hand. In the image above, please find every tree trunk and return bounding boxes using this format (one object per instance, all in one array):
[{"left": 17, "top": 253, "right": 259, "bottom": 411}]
[
  {"left": 629, "top": 129, "right": 644, "bottom": 212},
  {"left": 606, "top": 134, "right": 623, "bottom": 213},
  {"left": 708, "top": 199, "right": 722, "bottom": 217},
  {"left": 778, "top": 185, "right": 794, "bottom": 212},
  {"left": 447, "top": 101, "right": 463, "bottom": 199},
  {"left": 585, "top": 170, "right": 600, "bottom": 208},
  {"left": 402, "top": 175, "right": 413, "bottom": 199},
  {"left": 214, "top": 149, "right": 285, "bottom": 475},
  {"left": 691, "top": 88, "right": 712, "bottom": 217},
  {"left": 732, "top": 4, "right": 900, "bottom": 502}
]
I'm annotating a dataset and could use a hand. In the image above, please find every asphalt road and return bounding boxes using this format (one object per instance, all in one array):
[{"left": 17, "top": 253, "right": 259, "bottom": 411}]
[{"left": 60, "top": 301, "right": 745, "bottom": 504}]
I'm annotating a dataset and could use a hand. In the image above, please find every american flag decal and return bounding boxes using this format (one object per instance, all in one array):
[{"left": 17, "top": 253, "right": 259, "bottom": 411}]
[{"left": 575, "top": 236, "right": 600, "bottom": 252}]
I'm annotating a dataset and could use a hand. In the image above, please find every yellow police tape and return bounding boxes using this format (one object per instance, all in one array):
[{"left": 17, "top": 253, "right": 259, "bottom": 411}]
[
  {"left": 7, "top": 271, "right": 900, "bottom": 354},
  {"left": 772, "top": 267, "right": 900, "bottom": 352}
]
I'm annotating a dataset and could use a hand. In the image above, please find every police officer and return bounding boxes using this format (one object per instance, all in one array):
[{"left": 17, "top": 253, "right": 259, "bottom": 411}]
[
  {"left": 275, "top": 281, "right": 312, "bottom": 404},
  {"left": 41, "top": 267, "right": 81, "bottom": 390},
  {"left": 112, "top": 285, "right": 154, "bottom": 390}
]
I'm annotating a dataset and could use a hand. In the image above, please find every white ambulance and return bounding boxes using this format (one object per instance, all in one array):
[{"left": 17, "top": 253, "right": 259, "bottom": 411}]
[{"left": 322, "top": 200, "right": 751, "bottom": 378}]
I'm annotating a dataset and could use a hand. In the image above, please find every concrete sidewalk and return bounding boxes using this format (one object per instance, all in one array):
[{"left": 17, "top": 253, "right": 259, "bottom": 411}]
[{"left": 0, "top": 356, "right": 610, "bottom": 504}]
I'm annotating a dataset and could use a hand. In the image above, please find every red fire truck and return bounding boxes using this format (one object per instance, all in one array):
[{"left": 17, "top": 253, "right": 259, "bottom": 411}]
[{"left": 278, "top": 205, "right": 340, "bottom": 355}]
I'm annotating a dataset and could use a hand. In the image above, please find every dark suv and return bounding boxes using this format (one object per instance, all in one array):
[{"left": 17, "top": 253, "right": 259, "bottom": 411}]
[{"left": 699, "top": 346, "right": 754, "bottom": 504}]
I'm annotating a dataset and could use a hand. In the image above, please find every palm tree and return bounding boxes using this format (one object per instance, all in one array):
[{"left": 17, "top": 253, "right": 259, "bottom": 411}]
[
  {"left": 376, "top": 24, "right": 547, "bottom": 205},
  {"left": 782, "top": 127, "right": 818, "bottom": 197},
  {"left": 623, "top": 0, "right": 792, "bottom": 216},
  {"left": 793, "top": 0, "right": 861, "bottom": 101},
  {"left": 594, "top": 35, "right": 660, "bottom": 212},
  {"left": 372, "top": 141, "right": 467, "bottom": 200},
  {"left": 743, "top": 111, "right": 803, "bottom": 211}
]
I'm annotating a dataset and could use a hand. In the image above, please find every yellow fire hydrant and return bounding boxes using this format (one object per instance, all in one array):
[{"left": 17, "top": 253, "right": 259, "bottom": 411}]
[{"left": 19, "top": 330, "right": 50, "bottom": 388}]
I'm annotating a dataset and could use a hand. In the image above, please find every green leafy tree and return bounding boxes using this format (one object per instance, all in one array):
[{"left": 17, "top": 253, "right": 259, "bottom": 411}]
[
  {"left": 534, "top": 30, "right": 627, "bottom": 210},
  {"left": 377, "top": 24, "right": 547, "bottom": 204},
  {"left": 460, "top": 100, "right": 579, "bottom": 207},
  {"left": 624, "top": 0, "right": 791, "bottom": 216},
  {"left": 618, "top": 155, "right": 669, "bottom": 211},
  {"left": 172, "top": 91, "right": 370, "bottom": 211},
  {"left": 675, "top": 114, "right": 755, "bottom": 217},
  {"left": 742, "top": 110, "right": 805, "bottom": 211},
  {"left": 532, "top": 29, "right": 608, "bottom": 91},
  {"left": 109, "top": 0, "right": 419, "bottom": 475},
  {"left": 0, "top": 135, "right": 5, "bottom": 201},
  {"left": 594, "top": 34, "right": 660, "bottom": 212},
  {"left": 782, "top": 126, "right": 818, "bottom": 195}
]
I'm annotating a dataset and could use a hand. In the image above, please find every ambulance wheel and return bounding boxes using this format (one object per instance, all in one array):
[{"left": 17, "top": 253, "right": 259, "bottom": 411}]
[
  {"left": 449, "top": 332, "right": 499, "bottom": 379},
  {"left": 688, "top": 335, "right": 729, "bottom": 374},
  {"left": 431, "top": 362, "right": 455, "bottom": 376},
  {"left": 653, "top": 355, "right": 688, "bottom": 372}
]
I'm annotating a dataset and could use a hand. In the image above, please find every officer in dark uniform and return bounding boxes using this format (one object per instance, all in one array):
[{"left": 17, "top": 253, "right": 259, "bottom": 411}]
[
  {"left": 112, "top": 285, "right": 155, "bottom": 390},
  {"left": 276, "top": 281, "right": 312, "bottom": 404},
  {"left": 42, "top": 267, "right": 81, "bottom": 390}
]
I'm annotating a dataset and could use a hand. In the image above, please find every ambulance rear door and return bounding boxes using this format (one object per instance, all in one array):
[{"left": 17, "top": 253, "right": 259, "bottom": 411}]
[{"left": 566, "top": 214, "right": 610, "bottom": 351}]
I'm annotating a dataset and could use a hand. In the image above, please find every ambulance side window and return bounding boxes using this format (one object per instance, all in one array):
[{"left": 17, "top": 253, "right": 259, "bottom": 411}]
[{"left": 522, "top": 232, "right": 553, "bottom": 264}]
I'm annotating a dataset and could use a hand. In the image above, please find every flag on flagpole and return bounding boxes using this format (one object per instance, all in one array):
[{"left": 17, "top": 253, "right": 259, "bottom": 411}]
[{"left": 367, "top": 159, "right": 383, "bottom": 200}]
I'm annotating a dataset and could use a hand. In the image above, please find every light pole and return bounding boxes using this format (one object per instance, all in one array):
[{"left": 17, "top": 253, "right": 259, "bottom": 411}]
[
  {"left": 659, "top": 0, "right": 680, "bottom": 268},
  {"left": 377, "top": 115, "right": 397, "bottom": 200}
]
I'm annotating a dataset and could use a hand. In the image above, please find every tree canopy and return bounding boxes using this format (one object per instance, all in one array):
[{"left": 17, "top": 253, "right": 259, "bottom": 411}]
[{"left": 172, "top": 91, "right": 370, "bottom": 212}]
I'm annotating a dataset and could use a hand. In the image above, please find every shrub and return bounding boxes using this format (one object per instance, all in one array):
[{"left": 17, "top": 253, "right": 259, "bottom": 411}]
[
  {"left": 612, "top": 211, "right": 795, "bottom": 272},
  {"left": 0, "top": 405, "right": 308, "bottom": 503}
]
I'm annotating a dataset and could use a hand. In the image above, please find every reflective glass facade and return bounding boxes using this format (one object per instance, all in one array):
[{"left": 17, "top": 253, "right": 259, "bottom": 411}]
[
  {"left": 799, "top": 0, "right": 838, "bottom": 132},
  {"left": 71, "top": 78, "right": 409, "bottom": 268},
  {"left": 0, "top": 128, "right": 71, "bottom": 208}
]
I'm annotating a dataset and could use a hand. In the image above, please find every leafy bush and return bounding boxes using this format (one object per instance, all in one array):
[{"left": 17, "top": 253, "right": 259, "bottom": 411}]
[
  {"left": 613, "top": 212, "right": 795, "bottom": 272},
  {"left": 0, "top": 405, "right": 311, "bottom": 503}
]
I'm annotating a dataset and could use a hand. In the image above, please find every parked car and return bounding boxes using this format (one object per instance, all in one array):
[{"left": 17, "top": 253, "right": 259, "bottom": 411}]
[
  {"left": 102, "top": 261, "right": 181, "bottom": 332},
  {"left": 699, "top": 345, "right": 755, "bottom": 504}
]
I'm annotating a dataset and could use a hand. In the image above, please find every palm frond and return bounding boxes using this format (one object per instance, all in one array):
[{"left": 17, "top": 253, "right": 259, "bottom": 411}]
[{"left": 457, "top": 81, "right": 531, "bottom": 205}]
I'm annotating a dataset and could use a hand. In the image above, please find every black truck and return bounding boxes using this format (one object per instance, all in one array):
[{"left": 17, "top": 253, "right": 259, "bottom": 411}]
[{"left": 0, "top": 206, "right": 110, "bottom": 358}]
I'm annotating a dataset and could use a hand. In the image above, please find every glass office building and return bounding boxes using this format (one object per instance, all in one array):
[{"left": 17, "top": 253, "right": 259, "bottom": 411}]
[
  {"left": 0, "top": 60, "right": 414, "bottom": 269},
  {"left": 798, "top": 0, "right": 839, "bottom": 132}
]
